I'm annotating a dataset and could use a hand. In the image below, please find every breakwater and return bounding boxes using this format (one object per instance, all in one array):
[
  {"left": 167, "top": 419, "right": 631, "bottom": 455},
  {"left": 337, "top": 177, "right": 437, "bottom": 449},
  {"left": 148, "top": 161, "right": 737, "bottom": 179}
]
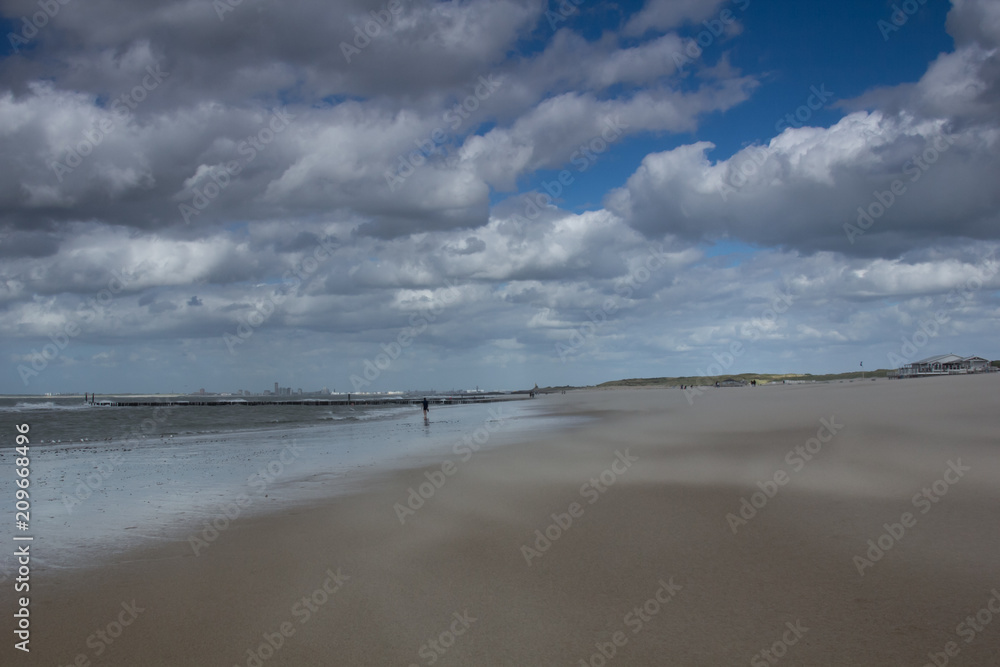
[{"left": 84, "top": 394, "right": 532, "bottom": 407}]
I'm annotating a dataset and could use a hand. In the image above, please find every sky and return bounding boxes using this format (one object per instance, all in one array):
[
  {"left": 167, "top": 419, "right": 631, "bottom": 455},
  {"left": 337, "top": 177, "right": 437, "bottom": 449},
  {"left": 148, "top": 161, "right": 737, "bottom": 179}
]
[{"left": 1, "top": 0, "right": 998, "bottom": 395}]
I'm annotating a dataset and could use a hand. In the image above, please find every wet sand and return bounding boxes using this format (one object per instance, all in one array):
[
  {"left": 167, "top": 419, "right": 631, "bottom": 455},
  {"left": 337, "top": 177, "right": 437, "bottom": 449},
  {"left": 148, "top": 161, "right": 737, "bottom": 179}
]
[{"left": 15, "top": 374, "right": 1000, "bottom": 665}]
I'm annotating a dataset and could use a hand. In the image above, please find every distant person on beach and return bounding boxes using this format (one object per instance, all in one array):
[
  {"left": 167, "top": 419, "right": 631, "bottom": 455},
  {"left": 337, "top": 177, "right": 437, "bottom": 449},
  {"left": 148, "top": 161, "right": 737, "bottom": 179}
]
[{"left": 422, "top": 397, "right": 429, "bottom": 418}]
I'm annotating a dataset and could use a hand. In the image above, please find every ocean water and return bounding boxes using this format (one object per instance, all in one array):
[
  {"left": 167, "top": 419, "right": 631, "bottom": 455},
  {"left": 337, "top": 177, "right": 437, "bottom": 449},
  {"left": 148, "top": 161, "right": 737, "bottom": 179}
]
[
  {"left": 0, "top": 396, "right": 580, "bottom": 573},
  {"left": 0, "top": 396, "right": 412, "bottom": 444}
]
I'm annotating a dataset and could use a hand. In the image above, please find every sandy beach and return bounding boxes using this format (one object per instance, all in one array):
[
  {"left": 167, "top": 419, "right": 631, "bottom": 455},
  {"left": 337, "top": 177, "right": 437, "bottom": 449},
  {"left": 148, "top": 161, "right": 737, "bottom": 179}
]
[{"left": 15, "top": 374, "right": 1000, "bottom": 666}]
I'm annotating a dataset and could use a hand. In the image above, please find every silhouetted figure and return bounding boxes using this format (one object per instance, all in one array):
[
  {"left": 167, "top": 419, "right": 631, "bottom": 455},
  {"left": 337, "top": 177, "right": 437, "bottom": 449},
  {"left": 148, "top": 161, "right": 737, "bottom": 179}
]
[{"left": 422, "top": 397, "right": 429, "bottom": 418}]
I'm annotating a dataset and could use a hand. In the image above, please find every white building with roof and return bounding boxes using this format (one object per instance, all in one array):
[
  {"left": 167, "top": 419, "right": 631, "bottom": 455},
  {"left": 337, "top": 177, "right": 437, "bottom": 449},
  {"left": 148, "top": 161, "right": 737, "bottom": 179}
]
[{"left": 890, "top": 354, "right": 994, "bottom": 378}]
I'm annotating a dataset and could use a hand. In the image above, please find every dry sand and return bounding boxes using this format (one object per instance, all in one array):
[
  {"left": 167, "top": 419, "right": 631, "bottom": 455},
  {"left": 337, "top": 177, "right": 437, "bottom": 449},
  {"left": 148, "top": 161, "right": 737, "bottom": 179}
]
[{"left": 13, "top": 374, "right": 1000, "bottom": 666}]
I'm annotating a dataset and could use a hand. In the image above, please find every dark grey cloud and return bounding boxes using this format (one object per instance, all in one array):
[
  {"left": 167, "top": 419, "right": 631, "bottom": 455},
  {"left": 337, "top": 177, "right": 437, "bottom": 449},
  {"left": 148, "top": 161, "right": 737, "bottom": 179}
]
[
  {"left": 148, "top": 300, "right": 178, "bottom": 314},
  {"left": 1, "top": 0, "right": 545, "bottom": 103},
  {"left": 0, "top": 229, "right": 60, "bottom": 258}
]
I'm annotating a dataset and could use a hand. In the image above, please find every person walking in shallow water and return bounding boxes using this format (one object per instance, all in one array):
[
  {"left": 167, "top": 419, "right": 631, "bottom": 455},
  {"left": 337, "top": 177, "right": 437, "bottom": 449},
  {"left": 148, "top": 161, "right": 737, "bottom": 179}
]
[{"left": 422, "top": 397, "right": 429, "bottom": 419}]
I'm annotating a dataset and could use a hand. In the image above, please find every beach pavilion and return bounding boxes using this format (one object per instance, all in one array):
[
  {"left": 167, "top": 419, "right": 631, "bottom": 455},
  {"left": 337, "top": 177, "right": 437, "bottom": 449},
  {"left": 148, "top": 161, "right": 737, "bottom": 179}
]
[{"left": 891, "top": 354, "right": 993, "bottom": 378}]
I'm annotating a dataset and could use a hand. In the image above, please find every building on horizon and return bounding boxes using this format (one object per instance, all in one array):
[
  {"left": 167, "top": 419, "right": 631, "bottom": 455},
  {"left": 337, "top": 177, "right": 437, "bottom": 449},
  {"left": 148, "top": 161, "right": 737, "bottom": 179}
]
[{"left": 890, "top": 354, "right": 994, "bottom": 378}]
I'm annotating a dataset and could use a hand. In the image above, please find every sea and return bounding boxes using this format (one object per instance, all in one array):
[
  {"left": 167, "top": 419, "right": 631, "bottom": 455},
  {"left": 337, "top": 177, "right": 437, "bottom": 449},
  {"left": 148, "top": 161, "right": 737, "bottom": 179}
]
[{"left": 0, "top": 396, "right": 580, "bottom": 574}]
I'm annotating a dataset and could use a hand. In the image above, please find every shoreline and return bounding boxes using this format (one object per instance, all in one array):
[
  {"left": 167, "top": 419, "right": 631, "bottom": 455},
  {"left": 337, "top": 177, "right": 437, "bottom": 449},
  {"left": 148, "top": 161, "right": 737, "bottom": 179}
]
[
  {"left": 12, "top": 375, "right": 1000, "bottom": 665},
  {"left": 4, "top": 399, "right": 580, "bottom": 574}
]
